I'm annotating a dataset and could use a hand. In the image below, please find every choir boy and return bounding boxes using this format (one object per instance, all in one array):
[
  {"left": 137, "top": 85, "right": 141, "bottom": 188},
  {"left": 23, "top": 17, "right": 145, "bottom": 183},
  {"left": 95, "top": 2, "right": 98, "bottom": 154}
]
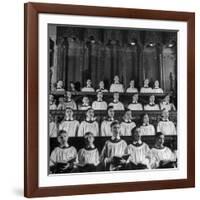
[
  {"left": 144, "top": 95, "right": 160, "bottom": 110},
  {"left": 101, "top": 106, "right": 115, "bottom": 137},
  {"left": 49, "top": 130, "right": 77, "bottom": 173},
  {"left": 109, "top": 92, "right": 125, "bottom": 110},
  {"left": 152, "top": 80, "right": 164, "bottom": 93},
  {"left": 81, "top": 79, "right": 95, "bottom": 92},
  {"left": 77, "top": 108, "right": 99, "bottom": 137},
  {"left": 140, "top": 114, "right": 155, "bottom": 136},
  {"left": 92, "top": 92, "right": 108, "bottom": 110},
  {"left": 109, "top": 75, "right": 124, "bottom": 93},
  {"left": 149, "top": 132, "right": 177, "bottom": 169},
  {"left": 160, "top": 94, "right": 176, "bottom": 111},
  {"left": 120, "top": 109, "right": 136, "bottom": 136},
  {"left": 100, "top": 120, "right": 128, "bottom": 171},
  {"left": 126, "top": 80, "right": 138, "bottom": 93},
  {"left": 128, "top": 93, "right": 143, "bottom": 111},
  {"left": 96, "top": 81, "right": 108, "bottom": 92},
  {"left": 78, "top": 96, "right": 91, "bottom": 110},
  {"left": 59, "top": 107, "right": 79, "bottom": 137},
  {"left": 140, "top": 79, "right": 153, "bottom": 93},
  {"left": 157, "top": 109, "right": 176, "bottom": 135},
  {"left": 64, "top": 91, "right": 77, "bottom": 110}
]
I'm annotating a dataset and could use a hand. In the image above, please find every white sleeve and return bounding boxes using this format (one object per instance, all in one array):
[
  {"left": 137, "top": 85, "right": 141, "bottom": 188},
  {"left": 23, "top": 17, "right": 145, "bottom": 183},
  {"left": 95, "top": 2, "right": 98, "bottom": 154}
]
[
  {"left": 171, "top": 122, "right": 177, "bottom": 135},
  {"left": 49, "top": 148, "right": 57, "bottom": 166},
  {"left": 109, "top": 84, "right": 114, "bottom": 92},
  {"left": 157, "top": 122, "right": 161, "bottom": 132},
  {"left": 101, "top": 121, "right": 106, "bottom": 137},
  {"left": 77, "top": 122, "right": 84, "bottom": 137}
]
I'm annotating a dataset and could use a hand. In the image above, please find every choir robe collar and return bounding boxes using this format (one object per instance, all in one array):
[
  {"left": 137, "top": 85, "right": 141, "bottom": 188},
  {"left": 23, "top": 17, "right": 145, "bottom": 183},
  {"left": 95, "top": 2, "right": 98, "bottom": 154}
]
[
  {"left": 107, "top": 117, "right": 114, "bottom": 121},
  {"left": 154, "top": 144, "right": 165, "bottom": 150},
  {"left": 97, "top": 99, "right": 103, "bottom": 102},
  {"left": 86, "top": 117, "right": 96, "bottom": 123},
  {"left": 149, "top": 103, "right": 156, "bottom": 106},
  {"left": 142, "top": 123, "right": 149, "bottom": 126},
  {"left": 163, "top": 101, "right": 170, "bottom": 105},
  {"left": 110, "top": 136, "right": 121, "bottom": 143},
  {"left": 143, "top": 85, "right": 150, "bottom": 88},
  {"left": 60, "top": 143, "right": 70, "bottom": 149},
  {"left": 132, "top": 101, "right": 138, "bottom": 104},
  {"left": 113, "top": 100, "right": 119, "bottom": 104},
  {"left": 84, "top": 145, "right": 96, "bottom": 151},
  {"left": 123, "top": 119, "right": 133, "bottom": 123},
  {"left": 162, "top": 118, "right": 169, "bottom": 122},
  {"left": 132, "top": 140, "right": 143, "bottom": 147},
  {"left": 66, "top": 99, "right": 72, "bottom": 102},
  {"left": 65, "top": 117, "right": 74, "bottom": 121},
  {"left": 81, "top": 103, "right": 90, "bottom": 107}
]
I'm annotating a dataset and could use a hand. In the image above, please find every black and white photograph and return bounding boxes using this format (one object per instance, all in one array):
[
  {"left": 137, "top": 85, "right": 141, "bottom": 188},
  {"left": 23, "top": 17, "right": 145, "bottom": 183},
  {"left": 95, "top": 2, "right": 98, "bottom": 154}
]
[{"left": 48, "top": 24, "right": 178, "bottom": 174}]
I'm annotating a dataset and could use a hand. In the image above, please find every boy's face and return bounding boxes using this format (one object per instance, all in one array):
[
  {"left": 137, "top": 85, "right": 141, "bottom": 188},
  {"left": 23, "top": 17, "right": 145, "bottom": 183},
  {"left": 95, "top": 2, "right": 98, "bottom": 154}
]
[
  {"left": 125, "top": 110, "right": 132, "bottom": 120},
  {"left": 130, "top": 80, "right": 134, "bottom": 87},
  {"left": 165, "top": 95, "right": 170, "bottom": 102},
  {"left": 99, "top": 81, "right": 104, "bottom": 88},
  {"left": 133, "top": 94, "right": 138, "bottom": 102},
  {"left": 67, "top": 91, "right": 72, "bottom": 98},
  {"left": 65, "top": 109, "right": 73, "bottom": 118},
  {"left": 59, "top": 97, "right": 64, "bottom": 103},
  {"left": 144, "top": 79, "right": 149, "bottom": 86},
  {"left": 49, "top": 95, "right": 54, "bottom": 102},
  {"left": 58, "top": 133, "right": 68, "bottom": 145},
  {"left": 97, "top": 92, "right": 103, "bottom": 100},
  {"left": 155, "top": 80, "right": 159, "bottom": 87},
  {"left": 157, "top": 134, "right": 165, "bottom": 146},
  {"left": 58, "top": 81, "right": 63, "bottom": 87},
  {"left": 162, "top": 110, "right": 169, "bottom": 119},
  {"left": 87, "top": 79, "right": 92, "bottom": 86},
  {"left": 85, "top": 134, "right": 94, "bottom": 145},
  {"left": 113, "top": 93, "right": 119, "bottom": 100},
  {"left": 133, "top": 128, "right": 141, "bottom": 141},
  {"left": 108, "top": 108, "right": 115, "bottom": 118},
  {"left": 87, "top": 109, "right": 94, "bottom": 118},
  {"left": 111, "top": 124, "right": 121, "bottom": 137},
  {"left": 149, "top": 95, "right": 155, "bottom": 103},
  {"left": 83, "top": 97, "right": 89, "bottom": 104},
  {"left": 114, "top": 76, "right": 119, "bottom": 83},
  {"left": 143, "top": 114, "right": 149, "bottom": 124}
]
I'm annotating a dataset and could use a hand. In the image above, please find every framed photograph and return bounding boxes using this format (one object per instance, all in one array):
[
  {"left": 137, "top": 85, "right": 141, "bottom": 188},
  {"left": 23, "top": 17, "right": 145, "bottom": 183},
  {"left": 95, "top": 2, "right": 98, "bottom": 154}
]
[{"left": 24, "top": 2, "right": 195, "bottom": 197}]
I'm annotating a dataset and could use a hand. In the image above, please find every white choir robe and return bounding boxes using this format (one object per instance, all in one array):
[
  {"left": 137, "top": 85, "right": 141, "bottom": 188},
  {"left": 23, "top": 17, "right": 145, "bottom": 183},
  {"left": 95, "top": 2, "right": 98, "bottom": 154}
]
[
  {"left": 96, "top": 88, "right": 108, "bottom": 92},
  {"left": 81, "top": 87, "right": 95, "bottom": 92},
  {"left": 64, "top": 100, "right": 77, "bottom": 110},
  {"left": 120, "top": 120, "right": 136, "bottom": 136},
  {"left": 49, "top": 146, "right": 77, "bottom": 166},
  {"left": 77, "top": 120, "right": 99, "bottom": 137},
  {"left": 78, "top": 104, "right": 91, "bottom": 111},
  {"left": 157, "top": 120, "right": 176, "bottom": 135},
  {"left": 160, "top": 102, "right": 176, "bottom": 111},
  {"left": 101, "top": 119, "right": 114, "bottom": 137},
  {"left": 126, "top": 142, "right": 151, "bottom": 167},
  {"left": 140, "top": 87, "right": 153, "bottom": 93},
  {"left": 57, "top": 103, "right": 66, "bottom": 110},
  {"left": 92, "top": 101, "right": 108, "bottom": 110},
  {"left": 50, "top": 103, "right": 57, "bottom": 110},
  {"left": 140, "top": 124, "right": 155, "bottom": 136},
  {"left": 59, "top": 120, "right": 80, "bottom": 137},
  {"left": 149, "top": 146, "right": 177, "bottom": 169},
  {"left": 109, "top": 83, "right": 124, "bottom": 93},
  {"left": 152, "top": 88, "right": 164, "bottom": 93},
  {"left": 144, "top": 104, "right": 160, "bottom": 111},
  {"left": 109, "top": 101, "right": 125, "bottom": 110},
  {"left": 77, "top": 147, "right": 100, "bottom": 166},
  {"left": 126, "top": 87, "right": 138, "bottom": 93},
  {"left": 49, "top": 121, "right": 58, "bottom": 138},
  {"left": 128, "top": 103, "right": 143, "bottom": 111},
  {"left": 100, "top": 138, "right": 127, "bottom": 165}
]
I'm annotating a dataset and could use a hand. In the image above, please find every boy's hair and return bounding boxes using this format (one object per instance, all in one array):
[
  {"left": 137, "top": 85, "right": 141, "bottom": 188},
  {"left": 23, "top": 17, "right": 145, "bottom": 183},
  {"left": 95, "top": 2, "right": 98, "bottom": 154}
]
[
  {"left": 131, "top": 126, "right": 140, "bottom": 136},
  {"left": 110, "top": 120, "right": 120, "bottom": 128},
  {"left": 155, "top": 132, "right": 164, "bottom": 139},
  {"left": 107, "top": 105, "right": 114, "bottom": 111},
  {"left": 84, "top": 132, "right": 94, "bottom": 138},
  {"left": 57, "top": 130, "right": 67, "bottom": 137},
  {"left": 65, "top": 107, "right": 73, "bottom": 111}
]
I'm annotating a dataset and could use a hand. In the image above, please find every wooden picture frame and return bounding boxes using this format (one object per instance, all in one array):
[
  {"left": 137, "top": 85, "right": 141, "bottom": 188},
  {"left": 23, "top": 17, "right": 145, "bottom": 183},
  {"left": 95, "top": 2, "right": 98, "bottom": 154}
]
[{"left": 24, "top": 2, "right": 195, "bottom": 198}]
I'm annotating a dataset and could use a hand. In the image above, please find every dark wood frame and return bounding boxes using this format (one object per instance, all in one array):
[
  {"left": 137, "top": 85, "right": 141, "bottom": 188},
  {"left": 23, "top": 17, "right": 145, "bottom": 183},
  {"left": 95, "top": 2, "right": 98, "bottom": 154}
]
[{"left": 24, "top": 2, "right": 195, "bottom": 198}]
